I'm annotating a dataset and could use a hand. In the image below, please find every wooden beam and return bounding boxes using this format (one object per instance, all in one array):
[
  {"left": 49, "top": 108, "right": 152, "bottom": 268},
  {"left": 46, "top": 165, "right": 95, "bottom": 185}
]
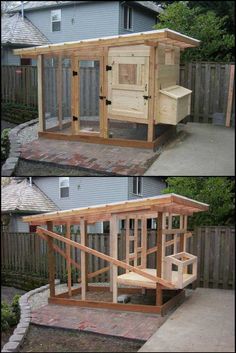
[
  {"left": 46, "top": 221, "right": 55, "bottom": 297},
  {"left": 37, "top": 54, "right": 45, "bottom": 132},
  {"left": 80, "top": 218, "right": 87, "bottom": 300},
  {"left": 225, "top": 64, "right": 235, "bottom": 127},
  {"left": 125, "top": 217, "right": 130, "bottom": 273},
  {"left": 37, "top": 227, "right": 175, "bottom": 288},
  {"left": 157, "top": 212, "right": 163, "bottom": 278},
  {"left": 141, "top": 217, "right": 147, "bottom": 268},
  {"left": 111, "top": 215, "right": 118, "bottom": 303},
  {"left": 134, "top": 217, "right": 138, "bottom": 267},
  {"left": 179, "top": 215, "right": 184, "bottom": 252},
  {"left": 57, "top": 55, "right": 63, "bottom": 130},
  {"left": 66, "top": 222, "right": 72, "bottom": 296},
  {"left": 71, "top": 55, "right": 79, "bottom": 134},
  {"left": 147, "top": 46, "right": 155, "bottom": 142},
  {"left": 102, "top": 47, "right": 109, "bottom": 138},
  {"left": 156, "top": 284, "right": 163, "bottom": 306}
]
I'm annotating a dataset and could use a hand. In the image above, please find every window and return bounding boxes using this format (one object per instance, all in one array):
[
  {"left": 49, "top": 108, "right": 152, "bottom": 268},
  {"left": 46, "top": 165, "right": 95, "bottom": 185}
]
[
  {"left": 59, "top": 177, "right": 69, "bottom": 198},
  {"left": 51, "top": 9, "right": 61, "bottom": 31},
  {"left": 124, "top": 5, "right": 133, "bottom": 30},
  {"left": 132, "top": 177, "right": 143, "bottom": 196},
  {"left": 20, "top": 58, "right": 32, "bottom": 65}
]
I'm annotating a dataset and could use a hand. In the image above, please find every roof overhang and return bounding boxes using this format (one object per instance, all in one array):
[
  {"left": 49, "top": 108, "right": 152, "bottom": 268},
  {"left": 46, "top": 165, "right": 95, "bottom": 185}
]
[
  {"left": 13, "top": 29, "right": 200, "bottom": 58},
  {"left": 22, "top": 193, "right": 209, "bottom": 226}
]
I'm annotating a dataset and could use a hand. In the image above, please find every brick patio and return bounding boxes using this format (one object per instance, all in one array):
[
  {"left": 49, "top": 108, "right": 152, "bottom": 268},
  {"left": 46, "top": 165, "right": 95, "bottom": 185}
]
[
  {"left": 31, "top": 304, "right": 166, "bottom": 341},
  {"left": 20, "top": 138, "right": 159, "bottom": 175}
]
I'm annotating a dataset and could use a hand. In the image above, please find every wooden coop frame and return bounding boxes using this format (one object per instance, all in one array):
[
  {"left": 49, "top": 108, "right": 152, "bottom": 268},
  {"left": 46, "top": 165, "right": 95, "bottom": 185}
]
[
  {"left": 14, "top": 29, "right": 200, "bottom": 150},
  {"left": 22, "top": 194, "right": 208, "bottom": 316}
]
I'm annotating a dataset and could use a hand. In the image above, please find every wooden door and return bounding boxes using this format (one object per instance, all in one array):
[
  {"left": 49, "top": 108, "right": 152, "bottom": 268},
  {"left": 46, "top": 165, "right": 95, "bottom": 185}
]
[{"left": 107, "top": 56, "right": 150, "bottom": 122}]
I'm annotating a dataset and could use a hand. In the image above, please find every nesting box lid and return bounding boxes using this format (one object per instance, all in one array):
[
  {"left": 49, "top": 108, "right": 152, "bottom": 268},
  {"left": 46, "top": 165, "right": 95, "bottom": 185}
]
[{"left": 160, "top": 85, "right": 192, "bottom": 99}]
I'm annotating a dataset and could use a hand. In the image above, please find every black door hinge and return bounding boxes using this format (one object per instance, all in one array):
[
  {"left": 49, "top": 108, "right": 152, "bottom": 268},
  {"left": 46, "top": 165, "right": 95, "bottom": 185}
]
[
  {"left": 73, "top": 116, "right": 78, "bottom": 121},
  {"left": 106, "top": 99, "right": 112, "bottom": 105},
  {"left": 106, "top": 65, "right": 112, "bottom": 71},
  {"left": 143, "top": 95, "right": 151, "bottom": 100},
  {"left": 72, "top": 71, "right": 78, "bottom": 76}
]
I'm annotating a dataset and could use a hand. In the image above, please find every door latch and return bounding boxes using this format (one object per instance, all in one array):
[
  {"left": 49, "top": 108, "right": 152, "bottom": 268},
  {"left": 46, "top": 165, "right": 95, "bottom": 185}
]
[
  {"left": 99, "top": 96, "right": 106, "bottom": 100},
  {"left": 143, "top": 95, "right": 151, "bottom": 100}
]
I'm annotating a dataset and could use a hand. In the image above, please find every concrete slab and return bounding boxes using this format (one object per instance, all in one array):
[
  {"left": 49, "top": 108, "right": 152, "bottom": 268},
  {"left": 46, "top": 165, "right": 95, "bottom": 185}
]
[
  {"left": 139, "top": 288, "right": 235, "bottom": 352},
  {"left": 145, "top": 123, "right": 235, "bottom": 176}
]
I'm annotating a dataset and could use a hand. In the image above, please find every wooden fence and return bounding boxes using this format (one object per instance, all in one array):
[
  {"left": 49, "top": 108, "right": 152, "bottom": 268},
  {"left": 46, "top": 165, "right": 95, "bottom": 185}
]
[
  {"left": 1, "top": 63, "right": 235, "bottom": 126},
  {"left": 1, "top": 226, "right": 234, "bottom": 289}
]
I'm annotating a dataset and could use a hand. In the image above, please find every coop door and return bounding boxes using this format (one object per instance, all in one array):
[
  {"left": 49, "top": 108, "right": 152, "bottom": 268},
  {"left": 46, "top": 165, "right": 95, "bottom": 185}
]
[{"left": 107, "top": 56, "right": 149, "bottom": 120}]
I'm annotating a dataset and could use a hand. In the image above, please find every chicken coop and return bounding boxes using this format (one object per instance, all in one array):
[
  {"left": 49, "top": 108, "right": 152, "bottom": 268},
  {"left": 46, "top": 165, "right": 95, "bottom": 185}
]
[
  {"left": 22, "top": 194, "right": 209, "bottom": 315},
  {"left": 14, "top": 29, "right": 200, "bottom": 149}
]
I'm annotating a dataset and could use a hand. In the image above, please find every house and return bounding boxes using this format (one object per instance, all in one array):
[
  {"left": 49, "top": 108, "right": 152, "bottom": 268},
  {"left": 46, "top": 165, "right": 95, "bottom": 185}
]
[
  {"left": 1, "top": 13, "right": 50, "bottom": 65},
  {"left": 5, "top": 0, "right": 162, "bottom": 65},
  {"left": 1, "top": 178, "right": 58, "bottom": 232},
  {"left": 1, "top": 177, "right": 166, "bottom": 233}
]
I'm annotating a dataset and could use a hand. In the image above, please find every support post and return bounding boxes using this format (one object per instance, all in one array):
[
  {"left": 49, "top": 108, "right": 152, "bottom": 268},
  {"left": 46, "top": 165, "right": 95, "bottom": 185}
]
[
  {"left": 179, "top": 215, "right": 184, "bottom": 252},
  {"left": 46, "top": 221, "right": 55, "bottom": 297},
  {"left": 134, "top": 217, "right": 138, "bottom": 267},
  {"left": 71, "top": 55, "right": 79, "bottom": 134},
  {"left": 66, "top": 222, "right": 72, "bottom": 297},
  {"left": 37, "top": 54, "right": 45, "bottom": 132},
  {"left": 103, "top": 47, "right": 109, "bottom": 138},
  {"left": 147, "top": 46, "right": 156, "bottom": 142},
  {"left": 141, "top": 217, "right": 147, "bottom": 268},
  {"left": 80, "top": 218, "right": 87, "bottom": 300},
  {"left": 156, "top": 212, "right": 163, "bottom": 306},
  {"left": 110, "top": 214, "right": 118, "bottom": 303},
  {"left": 57, "top": 55, "right": 63, "bottom": 130},
  {"left": 125, "top": 217, "right": 130, "bottom": 273}
]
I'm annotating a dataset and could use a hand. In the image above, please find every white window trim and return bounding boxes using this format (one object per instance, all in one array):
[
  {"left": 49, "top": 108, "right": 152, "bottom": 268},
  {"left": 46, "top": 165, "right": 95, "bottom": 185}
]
[
  {"left": 123, "top": 5, "right": 133, "bottom": 31},
  {"left": 51, "top": 9, "right": 61, "bottom": 32},
  {"left": 132, "top": 177, "right": 143, "bottom": 197},
  {"left": 59, "top": 177, "right": 69, "bottom": 199}
]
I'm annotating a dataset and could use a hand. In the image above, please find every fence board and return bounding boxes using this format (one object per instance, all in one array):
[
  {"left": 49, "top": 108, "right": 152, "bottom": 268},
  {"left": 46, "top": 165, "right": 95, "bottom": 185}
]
[{"left": 1, "top": 226, "right": 234, "bottom": 289}]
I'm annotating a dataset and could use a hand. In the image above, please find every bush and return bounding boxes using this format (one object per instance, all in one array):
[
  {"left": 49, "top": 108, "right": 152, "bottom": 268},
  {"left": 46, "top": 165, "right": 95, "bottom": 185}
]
[
  {"left": 2, "top": 102, "right": 38, "bottom": 125},
  {"left": 1, "top": 301, "right": 17, "bottom": 332},
  {"left": 1, "top": 128, "right": 11, "bottom": 162},
  {"left": 11, "top": 295, "right": 21, "bottom": 322}
]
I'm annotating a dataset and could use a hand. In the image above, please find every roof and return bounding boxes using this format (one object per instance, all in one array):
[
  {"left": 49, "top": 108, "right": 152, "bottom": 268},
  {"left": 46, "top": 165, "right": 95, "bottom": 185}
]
[
  {"left": 13, "top": 28, "right": 200, "bottom": 57},
  {"left": 1, "top": 13, "right": 50, "bottom": 46},
  {"left": 22, "top": 193, "right": 209, "bottom": 225},
  {"left": 10, "top": 1, "right": 162, "bottom": 14},
  {"left": 1, "top": 179, "right": 58, "bottom": 214}
]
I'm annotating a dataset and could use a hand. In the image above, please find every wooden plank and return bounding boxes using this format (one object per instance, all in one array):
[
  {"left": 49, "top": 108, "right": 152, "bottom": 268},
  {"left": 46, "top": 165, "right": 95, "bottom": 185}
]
[
  {"left": 125, "top": 217, "right": 130, "bottom": 273},
  {"left": 66, "top": 222, "right": 72, "bottom": 296},
  {"left": 37, "top": 55, "right": 45, "bottom": 132},
  {"left": 147, "top": 46, "right": 155, "bottom": 142},
  {"left": 71, "top": 55, "right": 79, "bottom": 134},
  {"left": 57, "top": 55, "right": 63, "bottom": 130},
  {"left": 46, "top": 221, "right": 55, "bottom": 297},
  {"left": 134, "top": 218, "right": 138, "bottom": 267},
  {"left": 48, "top": 297, "right": 161, "bottom": 314},
  {"left": 110, "top": 215, "right": 118, "bottom": 303},
  {"left": 80, "top": 218, "right": 87, "bottom": 300},
  {"left": 225, "top": 64, "right": 235, "bottom": 127},
  {"left": 157, "top": 212, "right": 163, "bottom": 278},
  {"left": 161, "top": 289, "right": 185, "bottom": 316},
  {"left": 37, "top": 227, "right": 175, "bottom": 288},
  {"left": 156, "top": 284, "right": 163, "bottom": 306},
  {"left": 141, "top": 217, "right": 147, "bottom": 268}
]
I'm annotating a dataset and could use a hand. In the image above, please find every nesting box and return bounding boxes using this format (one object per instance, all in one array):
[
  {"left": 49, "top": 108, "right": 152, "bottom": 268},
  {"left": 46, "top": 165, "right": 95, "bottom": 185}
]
[{"left": 14, "top": 29, "right": 200, "bottom": 149}]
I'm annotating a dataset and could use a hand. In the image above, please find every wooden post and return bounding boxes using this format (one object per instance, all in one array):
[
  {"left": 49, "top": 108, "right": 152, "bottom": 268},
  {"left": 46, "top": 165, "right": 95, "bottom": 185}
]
[
  {"left": 80, "top": 218, "right": 87, "bottom": 300},
  {"left": 46, "top": 221, "right": 55, "bottom": 297},
  {"left": 183, "top": 215, "right": 188, "bottom": 252},
  {"left": 225, "top": 64, "right": 235, "bottom": 128},
  {"left": 103, "top": 47, "right": 109, "bottom": 138},
  {"left": 125, "top": 217, "right": 130, "bottom": 273},
  {"left": 179, "top": 215, "right": 184, "bottom": 252},
  {"left": 71, "top": 55, "right": 79, "bottom": 134},
  {"left": 110, "top": 215, "right": 118, "bottom": 303},
  {"left": 66, "top": 222, "right": 72, "bottom": 297},
  {"left": 57, "top": 55, "right": 63, "bottom": 130},
  {"left": 37, "top": 54, "right": 45, "bottom": 132},
  {"left": 134, "top": 217, "right": 138, "bottom": 267},
  {"left": 147, "top": 46, "right": 156, "bottom": 142},
  {"left": 141, "top": 217, "right": 147, "bottom": 268},
  {"left": 156, "top": 212, "right": 163, "bottom": 306}
]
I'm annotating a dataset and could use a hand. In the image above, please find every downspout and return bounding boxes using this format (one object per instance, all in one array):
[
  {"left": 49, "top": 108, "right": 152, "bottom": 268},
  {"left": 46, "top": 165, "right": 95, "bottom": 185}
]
[{"left": 21, "top": 1, "right": 24, "bottom": 19}]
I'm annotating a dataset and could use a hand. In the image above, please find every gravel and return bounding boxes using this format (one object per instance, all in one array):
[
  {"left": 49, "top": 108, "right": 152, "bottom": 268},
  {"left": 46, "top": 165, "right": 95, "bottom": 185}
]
[{"left": 17, "top": 123, "right": 38, "bottom": 145}]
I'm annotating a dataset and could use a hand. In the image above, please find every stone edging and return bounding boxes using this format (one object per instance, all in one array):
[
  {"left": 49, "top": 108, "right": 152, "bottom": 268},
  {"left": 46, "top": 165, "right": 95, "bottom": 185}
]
[
  {"left": 2, "top": 119, "right": 38, "bottom": 177},
  {"left": 1, "top": 279, "right": 60, "bottom": 353}
]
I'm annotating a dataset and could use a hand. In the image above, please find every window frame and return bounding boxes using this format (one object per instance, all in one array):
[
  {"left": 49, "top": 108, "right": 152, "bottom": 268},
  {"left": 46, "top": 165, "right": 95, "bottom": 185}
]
[
  {"left": 59, "top": 177, "right": 69, "bottom": 199},
  {"left": 51, "top": 9, "right": 61, "bottom": 32},
  {"left": 123, "top": 5, "right": 133, "bottom": 31},
  {"left": 132, "top": 177, "right": 143, "bottom": 196}
]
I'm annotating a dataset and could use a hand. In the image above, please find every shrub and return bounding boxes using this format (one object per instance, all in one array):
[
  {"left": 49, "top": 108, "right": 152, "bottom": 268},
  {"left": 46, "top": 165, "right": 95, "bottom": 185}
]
[
  {"left": 2, "top": 102, "right": 38, "bottom": 125},
  {"left": 11, "top": 295, "right": 21, "bottom": 321},
  {"left": 1, "top": 301, "right": 17, "bottom": 331},
  {"left": 1, "top": 128, "right": 11, "bottom": 162}
]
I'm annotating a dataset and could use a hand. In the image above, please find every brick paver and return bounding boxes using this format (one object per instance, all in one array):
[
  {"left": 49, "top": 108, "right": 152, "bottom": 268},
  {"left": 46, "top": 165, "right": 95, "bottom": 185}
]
[
  {"left": 31, "top": 304, "right": 166, "bottom": 341},
  {"left": 20, "top": 138, "right": 158, "bottom": 175}
]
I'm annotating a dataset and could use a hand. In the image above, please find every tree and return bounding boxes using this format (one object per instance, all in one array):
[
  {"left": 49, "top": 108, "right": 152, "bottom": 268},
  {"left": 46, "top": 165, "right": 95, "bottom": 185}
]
[
  {"left": 162, "top": 177, "right": 235, "bottom": 228},
  {"left": 154, "top": 1, "right": 234, "bottom": 62}
]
